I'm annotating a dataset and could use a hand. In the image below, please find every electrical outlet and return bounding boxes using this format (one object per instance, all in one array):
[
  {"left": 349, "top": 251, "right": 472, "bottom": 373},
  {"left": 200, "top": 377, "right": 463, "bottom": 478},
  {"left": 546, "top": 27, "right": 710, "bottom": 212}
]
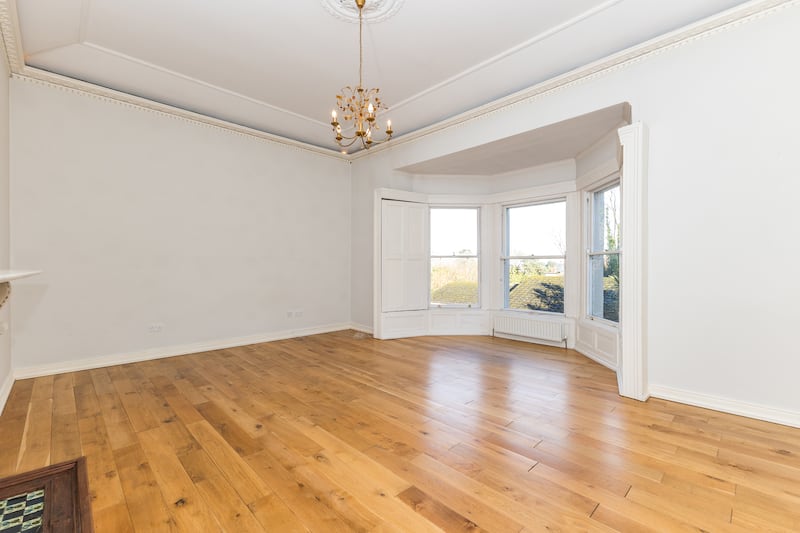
[
  {"left": 148, "top": 322, "right": 165, "bottom": 333},
  {"left": 286, "top": 311, "right": 293, "bottom": 318},
  {"left": 295, "top": 309, "right": 304, "bottom": 318}
]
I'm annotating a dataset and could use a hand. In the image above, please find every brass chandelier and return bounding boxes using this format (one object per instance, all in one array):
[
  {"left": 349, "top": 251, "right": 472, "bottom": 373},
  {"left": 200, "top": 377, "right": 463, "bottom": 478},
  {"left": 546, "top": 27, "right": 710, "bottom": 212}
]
[{"left": 330, "top": 0, "right": 393, "bottom": 150}]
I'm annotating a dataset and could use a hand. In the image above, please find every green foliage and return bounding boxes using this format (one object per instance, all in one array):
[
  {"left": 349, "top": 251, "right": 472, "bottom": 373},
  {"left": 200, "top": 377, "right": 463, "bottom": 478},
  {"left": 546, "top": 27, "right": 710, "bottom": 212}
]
[
  {"left": 431, "top": 280, "right": 478, "bottom": 305},
  {"left": 604, "top": 253, "right": 619, "bottom": 286},
  {"left": 508, "top": 261, "right": 546, "bottom": 285},
  {"left": 603, "top": 192, "right": 620, "bottom": 285},
  {"left": 508, "top": 260, "right": 565, "bottom": 286}
]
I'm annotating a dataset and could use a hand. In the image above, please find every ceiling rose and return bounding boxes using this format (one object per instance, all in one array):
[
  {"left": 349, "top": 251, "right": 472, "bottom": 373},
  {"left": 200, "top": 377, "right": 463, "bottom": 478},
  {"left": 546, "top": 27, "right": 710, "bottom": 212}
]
[{"left": 320, "top": 0, "right": 404, "bottom": 23}]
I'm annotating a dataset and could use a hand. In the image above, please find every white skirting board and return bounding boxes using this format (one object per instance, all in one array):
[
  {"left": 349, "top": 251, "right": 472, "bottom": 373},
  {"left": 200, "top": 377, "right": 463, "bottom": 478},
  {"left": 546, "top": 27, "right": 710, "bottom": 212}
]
[
  {"left": 649, "top": 384, "right": 800, "bottom": 429},
  {"left": 0, "top": 371, "right": 14, "bottom": 416},
  {"left": 349, "top": 322, "right": 374, "bottom": 335},
  {"left": 13, "top": 322, "right": 356, "bottom": 380},
  {"left": 574, "top": 344, "right": 618, "bottom": 372}
]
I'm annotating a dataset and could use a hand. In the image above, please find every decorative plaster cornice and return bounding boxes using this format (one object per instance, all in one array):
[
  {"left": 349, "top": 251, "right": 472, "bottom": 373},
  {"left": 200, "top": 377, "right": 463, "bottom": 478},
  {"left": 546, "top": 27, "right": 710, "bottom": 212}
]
[
  {"left": 0, "top": 0, "right": 795, "bottom": 160},
  {"left": 351, "top": 0, "right": 798, "bottom": 160},
  {"left": 0, "top": 0, "right": 22, "bottom": 73},
  {"left": 13, "top": 70, "right": 345, "bottom": 161}
]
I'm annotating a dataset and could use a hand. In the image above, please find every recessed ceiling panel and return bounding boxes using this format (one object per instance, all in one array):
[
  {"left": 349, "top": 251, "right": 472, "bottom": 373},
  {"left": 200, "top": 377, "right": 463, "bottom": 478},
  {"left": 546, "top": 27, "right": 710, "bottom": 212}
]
[
  {"left": 15, "top": 0, "right": 751, "bottom": 151},
  {"left": 16, "top": 0, "right": 83, "bottom": 55}
]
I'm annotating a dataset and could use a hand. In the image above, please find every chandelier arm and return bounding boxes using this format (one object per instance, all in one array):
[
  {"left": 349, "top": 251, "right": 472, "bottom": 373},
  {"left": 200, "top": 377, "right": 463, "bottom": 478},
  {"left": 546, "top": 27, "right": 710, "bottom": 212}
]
[{"left": 337, "top": 137, "right": 359, "bottom": 148}]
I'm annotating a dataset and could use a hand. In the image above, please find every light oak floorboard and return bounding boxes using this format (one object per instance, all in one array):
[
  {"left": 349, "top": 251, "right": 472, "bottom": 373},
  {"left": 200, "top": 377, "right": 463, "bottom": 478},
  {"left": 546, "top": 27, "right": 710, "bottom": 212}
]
[{"left": 1, "top": 331, "right": 799, "bottom": 531}]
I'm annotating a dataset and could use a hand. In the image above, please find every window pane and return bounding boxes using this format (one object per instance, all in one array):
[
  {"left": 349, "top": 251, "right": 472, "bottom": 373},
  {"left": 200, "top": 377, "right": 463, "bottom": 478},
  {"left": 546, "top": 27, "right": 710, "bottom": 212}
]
[
  {"left": 430, "top": 208, "right": 478, "bottom": 256},
  {"left": 588, "top": 254, "right": 619, "bottom": 322},
  {"left": 431, "top": 258, "right": 479, "bottom": 305},
  {"left": 592, "top": 185, "right": 620, "bottom": 252},
  {"left": 506, "top": 259, "right": 564, "bottom": 313},
  {"left": 507, "top": 202, "right": 565, "bottom": 257}
]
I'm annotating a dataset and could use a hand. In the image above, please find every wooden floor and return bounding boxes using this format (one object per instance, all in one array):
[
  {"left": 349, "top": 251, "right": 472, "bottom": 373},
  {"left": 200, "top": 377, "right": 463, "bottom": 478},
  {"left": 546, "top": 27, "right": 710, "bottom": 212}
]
[{"left": 1, "top": 331, "right": 799, "bottom": 532}]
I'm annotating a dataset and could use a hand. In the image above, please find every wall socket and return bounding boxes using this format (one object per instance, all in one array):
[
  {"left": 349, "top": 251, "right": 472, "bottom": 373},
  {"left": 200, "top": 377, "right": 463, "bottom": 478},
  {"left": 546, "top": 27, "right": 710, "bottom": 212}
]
[
  {"left": 286, "top": 309, "right": 304, "bottom": 318},
  {"left": 148, "top": 322, "right": 165, "bottom": 333}
]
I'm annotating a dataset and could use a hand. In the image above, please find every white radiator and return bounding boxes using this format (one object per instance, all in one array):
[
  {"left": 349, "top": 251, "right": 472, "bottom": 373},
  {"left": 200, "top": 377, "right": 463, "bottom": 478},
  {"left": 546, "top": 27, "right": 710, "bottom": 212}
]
[{"left": 494, "top": 315, "right": 566, "bottom": 343}]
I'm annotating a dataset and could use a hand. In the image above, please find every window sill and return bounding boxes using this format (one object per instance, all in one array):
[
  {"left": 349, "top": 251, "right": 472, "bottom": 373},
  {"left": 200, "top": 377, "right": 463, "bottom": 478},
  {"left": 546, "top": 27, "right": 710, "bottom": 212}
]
[
  {"left": 500, "top": 308, "right": 565, "bottom": 318},
  {"left": 581, "top": 316, "right": 619, "bottom": 332}
]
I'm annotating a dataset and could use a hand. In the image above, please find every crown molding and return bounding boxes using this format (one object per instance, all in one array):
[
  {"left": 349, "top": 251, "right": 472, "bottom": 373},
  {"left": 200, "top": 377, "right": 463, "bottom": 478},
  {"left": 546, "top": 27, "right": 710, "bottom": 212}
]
[
  {"left": 0, "top": 0, "right": 340, "bottom": 159},
  {"left": 0, "top": 0, "right": 795, "bottom": 161},
  {"left": 0, "top": 0, "right": 22, "bottom": 73},
  {"left": 351, "top": 0, "right": 798, "bottom": 161},
  {"left": 13, "top": 69, "right": 345, "bottom": 161}
]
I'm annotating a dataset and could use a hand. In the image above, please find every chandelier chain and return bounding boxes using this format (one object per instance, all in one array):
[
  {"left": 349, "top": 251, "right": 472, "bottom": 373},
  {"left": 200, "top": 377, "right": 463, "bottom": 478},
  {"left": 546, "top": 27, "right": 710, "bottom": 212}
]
[{"left": 359, "top": 5, "right": 363, "bottom": 89}]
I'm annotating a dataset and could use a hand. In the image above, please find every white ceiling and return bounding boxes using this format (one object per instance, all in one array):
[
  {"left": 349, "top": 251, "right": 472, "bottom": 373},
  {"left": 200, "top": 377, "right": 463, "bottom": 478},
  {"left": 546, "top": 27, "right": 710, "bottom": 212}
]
[
  {"left": 398, "top": 103, "right": 630, "bottom": 176},
  {"left": 14, "top": 0, "right": 749, "bottom": 153}
]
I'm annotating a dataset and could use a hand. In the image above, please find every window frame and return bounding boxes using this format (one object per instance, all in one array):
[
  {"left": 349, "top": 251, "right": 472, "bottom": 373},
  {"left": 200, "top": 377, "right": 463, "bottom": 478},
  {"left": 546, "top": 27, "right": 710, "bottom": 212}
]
[
  {"left": 428, "top": 205, "right": 481, "bottom": 309},
  {"left": 585, "top": 180, "right": 621, "bottom": 325},
  {"left": 501, "top": 198, "right": 567, "bottom": 315}
]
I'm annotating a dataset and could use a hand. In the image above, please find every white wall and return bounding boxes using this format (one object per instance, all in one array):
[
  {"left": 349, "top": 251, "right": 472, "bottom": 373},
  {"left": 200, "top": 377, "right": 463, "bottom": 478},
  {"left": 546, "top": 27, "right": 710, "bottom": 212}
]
[
  {"left": 0, "top": 52, "right": 11, "bottom": 406},
  {"left": 641, "top": 11, "right": 800, "bottom": 416},
  {"left": 351, "top": 6, "right": 800, "bottom": 417},
  {"left": 10, "top": 79, "right": 352, "bottom": 372}
]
